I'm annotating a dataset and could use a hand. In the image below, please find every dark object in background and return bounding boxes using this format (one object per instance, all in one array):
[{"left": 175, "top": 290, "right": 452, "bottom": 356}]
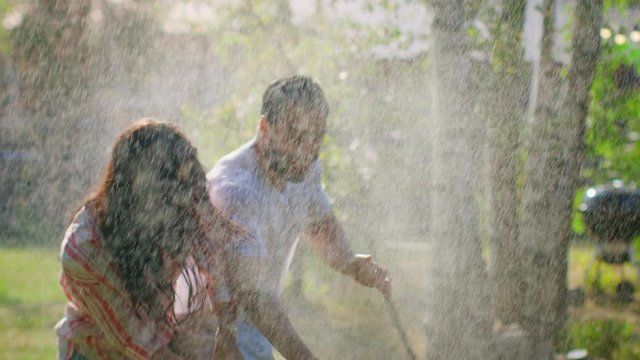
[
  {"left": 577, "top": 184, "right": 640, "bottom": 304},
  {"left": 614, "top": 64, "right": 640, "bottom": 90},
  {"left": 568, "top": 287, "right": 586, "bottom": 307},
  {"left": 580, "top": 184, "right": 640, "bottom": 244},
  {"left": 616, "top": 281, "right": 634, "bottom": 303}
]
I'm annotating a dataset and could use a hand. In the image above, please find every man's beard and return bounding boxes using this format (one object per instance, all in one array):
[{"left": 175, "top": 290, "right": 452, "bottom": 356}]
[{"left": 266, "top": 148, "right": 307, "bottom": 183}]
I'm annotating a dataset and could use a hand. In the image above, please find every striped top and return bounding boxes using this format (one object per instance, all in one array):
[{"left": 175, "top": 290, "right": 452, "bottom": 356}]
[{"left": 55, "top": 207, "right": 217, "bottom": 359}]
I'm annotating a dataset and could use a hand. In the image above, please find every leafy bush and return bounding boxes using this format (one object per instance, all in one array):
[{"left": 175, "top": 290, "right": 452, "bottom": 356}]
[
  {"left": 573, "top": 39, "right": 640, "bottom": 235},
  {"left": 585, "top": 41, "right": 640, "bottom": 185},
  {"left": 562, "top": 319, "right": 637, "bottom": 359}
]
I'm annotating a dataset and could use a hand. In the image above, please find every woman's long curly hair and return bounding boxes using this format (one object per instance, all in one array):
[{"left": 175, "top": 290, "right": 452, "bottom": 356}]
[{"left": 81, "top": 119, "right": 234, "bottom": 327}]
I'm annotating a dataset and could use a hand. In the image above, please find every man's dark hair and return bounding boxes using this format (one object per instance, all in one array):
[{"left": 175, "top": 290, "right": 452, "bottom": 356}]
[{"left": 261, "top": 76, "right": 329, "bottom": 125}]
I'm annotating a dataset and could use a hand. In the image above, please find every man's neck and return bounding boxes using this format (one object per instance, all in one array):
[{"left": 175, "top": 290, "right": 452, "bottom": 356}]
[{"left": 252, "top": 140, "right": 286, "bottom": 191}]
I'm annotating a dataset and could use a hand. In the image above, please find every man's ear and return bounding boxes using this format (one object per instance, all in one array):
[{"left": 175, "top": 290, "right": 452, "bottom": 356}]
[{"left": 258, "top": 116, "right": 269, "bottom": 138}]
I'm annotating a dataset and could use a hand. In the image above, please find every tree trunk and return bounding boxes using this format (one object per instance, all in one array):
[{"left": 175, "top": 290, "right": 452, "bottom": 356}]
[
  {"left": 486, "top": 0, "right": 529, "bottom": 326},
  {"left": 519, "top": 0, "right": 602, "bottom": 357},
  {"left": 9, "top": 0, "right": 92, "bottom": 231},
  {"left": 550, "top": 0, "right": 603, "bottom": 342},
  {"left": 8, "top": 0, "right": 158, "bottom": 236},
  {"left": 425, "top": 1, "right": 492, "bottom": 359}
]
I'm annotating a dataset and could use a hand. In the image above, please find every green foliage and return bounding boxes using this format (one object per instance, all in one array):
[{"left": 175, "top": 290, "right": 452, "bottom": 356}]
[
  {"left": 182, "top": 103, "right": 256, "bottom": 169},
  {"left": 605, "top": 0, "right": 640, "bottom": 12},
  {"left": 0, "top": 248, "right": 66, "bottom": 358},
  {"left": 572, "top": 187, "right": 587, "bottom": 234},
  {"left": 560, "top": 319, "right": 638, "bottom": 360},
  {"left": 585, "top": 41, "right": 640, "bottom": 185},
  {"left": 614, "top": 340, "right": 640, "bottom": 360},
  {"left": 9, "top": 0, "right": 92, "bottom": 108},
  {"left": 579, "top": 237, "right": 640, "bottom": 294},
  {"left": 577, "top": 38, "right": 640, "bottom": 235}
]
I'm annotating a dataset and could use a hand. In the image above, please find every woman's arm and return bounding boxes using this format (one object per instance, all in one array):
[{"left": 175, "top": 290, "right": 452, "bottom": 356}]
[
  {"left": 61, "top": 234, "right": 179, "bottom": 360},
  {"left": 63, "top": 271, "right": 180, "bottom": 360}
]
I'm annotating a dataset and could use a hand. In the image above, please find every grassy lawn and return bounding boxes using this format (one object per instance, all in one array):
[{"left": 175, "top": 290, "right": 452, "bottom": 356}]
[
  {"left": 1, "top": 244, "right": 639, "bottom": 359},
  {"left": 0, "top": 247, "right": 66, "bottom": 359}
]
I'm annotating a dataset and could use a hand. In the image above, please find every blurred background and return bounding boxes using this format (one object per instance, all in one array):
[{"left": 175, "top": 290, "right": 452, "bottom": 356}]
[{"left": 1, "top": 0, "right": 640, "bottom": 359}]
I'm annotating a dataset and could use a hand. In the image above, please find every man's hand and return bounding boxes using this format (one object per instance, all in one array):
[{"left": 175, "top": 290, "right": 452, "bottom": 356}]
[{"left": 347, "top": 254, "right": 391, "bottom": 299}]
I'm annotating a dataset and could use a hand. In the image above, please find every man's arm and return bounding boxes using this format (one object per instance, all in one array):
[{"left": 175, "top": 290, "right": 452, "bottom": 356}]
[
  {"left": 209, "top": 182, "right": 318, "bottom": 359},
  {"left": 226, "top": 256, "right": 317, "bottom": 360},
  {"left": 303, "top": 212, "right": 392, "bottom": 299},
  {"left": 242, "top": 289, "right": 316, "bottom": 360}
]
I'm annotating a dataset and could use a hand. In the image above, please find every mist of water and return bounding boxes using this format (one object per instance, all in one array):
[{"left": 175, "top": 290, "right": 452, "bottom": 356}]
[{"left": 1, "top": 0, "right": 633, "bottom": 359}]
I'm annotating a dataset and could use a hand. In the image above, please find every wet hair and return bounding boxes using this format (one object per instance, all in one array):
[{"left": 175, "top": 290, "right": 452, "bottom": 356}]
[
  {"left": 80, "top": 119, "right": 235, "bottom": 327},
  {"left": 260, "top": 75, "right": 329, "bottom": 125}
]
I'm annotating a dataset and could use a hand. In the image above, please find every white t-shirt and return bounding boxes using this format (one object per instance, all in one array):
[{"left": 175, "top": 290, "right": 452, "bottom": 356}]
[{"left": 207, "top": 139, "right": 332, "bottom": 296}]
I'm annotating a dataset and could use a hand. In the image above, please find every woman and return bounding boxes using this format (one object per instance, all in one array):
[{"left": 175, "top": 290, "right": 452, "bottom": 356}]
[{"left": 55, "top": 119, "right": 241, "bottom": 359}]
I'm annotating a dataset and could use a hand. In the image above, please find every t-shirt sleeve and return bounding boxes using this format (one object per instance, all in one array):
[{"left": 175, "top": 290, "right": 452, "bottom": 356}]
[
  {"left": 208, "top": 181, "right": 270, "bottom": 295},
  {"left": 208, "top": 183, "right": 268, "bottom": 258},
  {"left": 304, "top": 161, "right": 332, "bottom": 228}
]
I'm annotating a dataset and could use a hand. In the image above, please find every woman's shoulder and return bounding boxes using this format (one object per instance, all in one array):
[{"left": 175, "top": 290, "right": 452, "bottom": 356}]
[{"left": 59, "top": 206, "right": 102, "bottom": 272}]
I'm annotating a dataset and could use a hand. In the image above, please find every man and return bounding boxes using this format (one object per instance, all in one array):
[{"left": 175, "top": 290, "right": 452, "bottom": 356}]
[{"left": 207, "top": 76, "right": 391, "bottom": 360}]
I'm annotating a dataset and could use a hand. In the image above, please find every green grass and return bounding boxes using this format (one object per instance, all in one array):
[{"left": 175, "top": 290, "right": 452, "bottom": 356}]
[
  {"left": 565, "top": 242, "right": 640, "bottom": 360},
  {"left": 0, "top": 248, "right": 66, "bottom": 359},
  {"left": 1, "top": 243, "right": 639, "bottom": 359}
]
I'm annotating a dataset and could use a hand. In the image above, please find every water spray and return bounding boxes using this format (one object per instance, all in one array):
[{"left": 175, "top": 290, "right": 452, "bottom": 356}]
[{"left": 385, "top": 297, "right": 418, "bottom": 360}]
